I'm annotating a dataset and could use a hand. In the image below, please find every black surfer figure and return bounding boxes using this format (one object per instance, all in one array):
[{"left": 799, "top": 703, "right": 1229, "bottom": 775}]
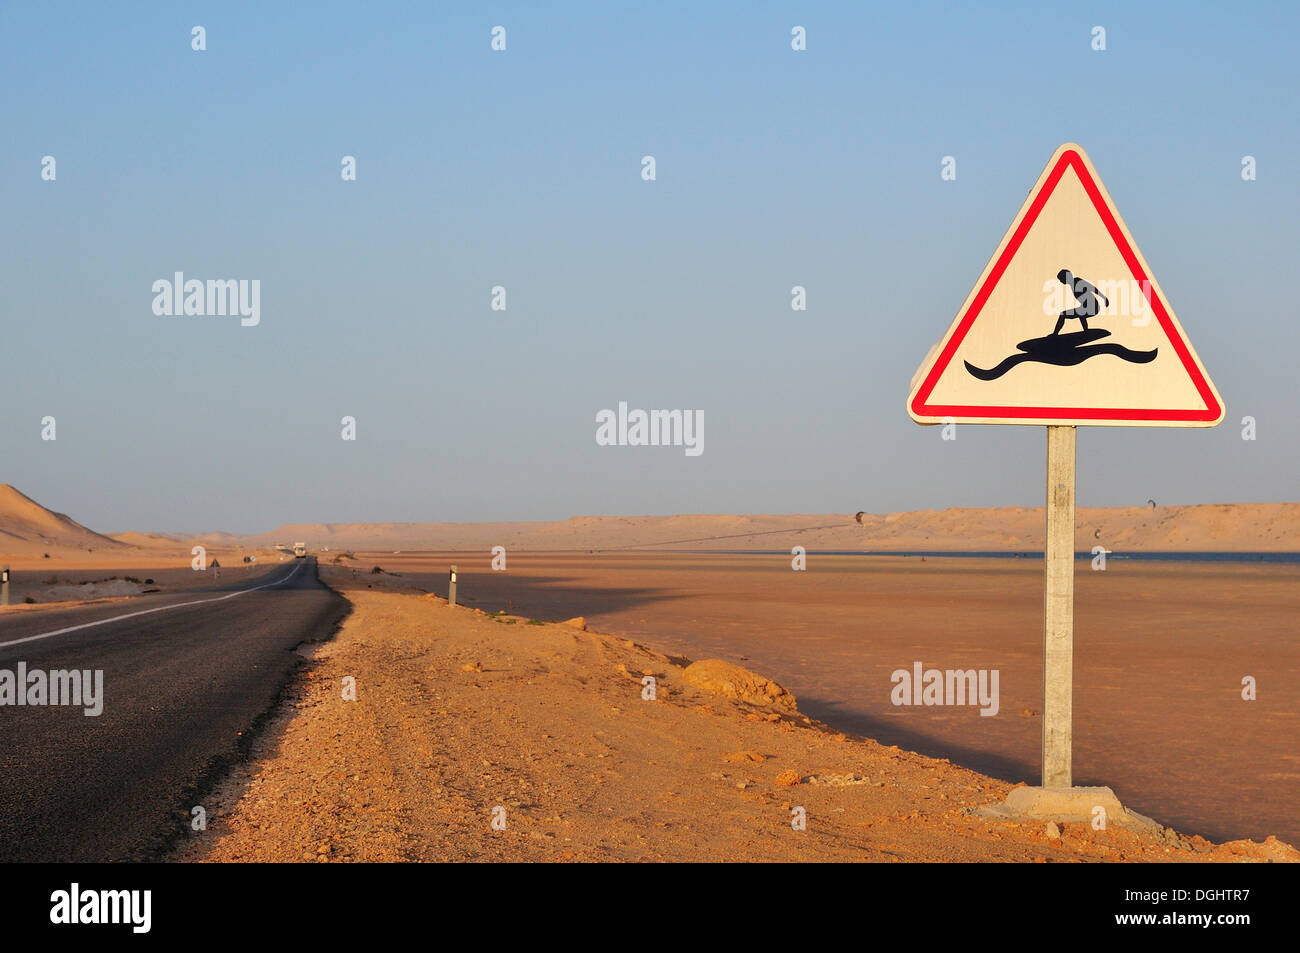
[
  {"left": 1053, "top": 269, "right": 1108, "bottom": 335},
  {"left": 963, "top": 267, "right": 1156, "bottom": 380}
]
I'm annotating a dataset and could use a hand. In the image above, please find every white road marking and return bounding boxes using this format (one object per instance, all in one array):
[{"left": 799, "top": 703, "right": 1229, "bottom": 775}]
[{"left": 0, "top": 561, "right": 308, "bottom": 650}]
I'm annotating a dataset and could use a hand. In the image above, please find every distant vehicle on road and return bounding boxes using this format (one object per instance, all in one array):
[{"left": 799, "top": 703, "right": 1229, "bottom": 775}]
[{"left": 293, "top": 542, "right": 307, "bottom": 558}]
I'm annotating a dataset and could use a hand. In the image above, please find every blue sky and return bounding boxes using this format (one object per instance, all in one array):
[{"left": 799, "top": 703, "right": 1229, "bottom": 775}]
[{"left": 2, "top": 1, "right": 1296, "bottom": 533}]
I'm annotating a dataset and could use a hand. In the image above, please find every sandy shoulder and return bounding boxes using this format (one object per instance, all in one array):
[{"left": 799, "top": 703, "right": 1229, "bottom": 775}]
[{"left": 173, "top": 572, "right": 1297, "bottom": 863}]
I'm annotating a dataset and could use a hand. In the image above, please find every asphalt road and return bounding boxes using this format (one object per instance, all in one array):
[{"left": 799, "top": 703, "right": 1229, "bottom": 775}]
[{"left": 0, "top": 557, "right": 348, "bottom": 862}]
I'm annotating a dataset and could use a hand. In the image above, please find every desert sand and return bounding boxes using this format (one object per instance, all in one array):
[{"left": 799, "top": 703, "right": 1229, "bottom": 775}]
[
  {"left": 4, "top": 481, "right": 1297, "bottom": 567},
  {"left": 0, "top": 484, "right": 128, "bottom": 555},
  {"left": 325, "top": 551, "right": 1300, "bottom": 848},
  {"left": 173, "top": 574, "right": 1295, "bottom": 862},
  {"left": 233, "top": 503, "right": 1300, "bottom": 553},
  {"left": 5, "top": 484, "right": 1297, "bottom": 859},
  {"left": 0, "top": 485, "right": 287, "bottom": 607}
]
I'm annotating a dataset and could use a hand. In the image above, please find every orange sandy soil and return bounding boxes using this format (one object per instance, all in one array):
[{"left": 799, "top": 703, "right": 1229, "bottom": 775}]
[
  {"left": 329, "top": 552, "right": 1300, "bottom": 848},
  {"left": 172, "top": 572, "right": 1295, "bottom": 863}
]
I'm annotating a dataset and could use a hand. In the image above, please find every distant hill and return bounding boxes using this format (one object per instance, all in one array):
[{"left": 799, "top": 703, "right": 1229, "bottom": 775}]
[
  {"left": 108, "top": 531, "right": 184, "bottom": 547},
  {"left": 0, "top": 484, "right": 128, "bottom": 553},
  {"left": 246, "top": 504, "right": 1300, "bottom": 553},
  {"left": 3, "top": 483, "right": 1296, "bottom": 558}
]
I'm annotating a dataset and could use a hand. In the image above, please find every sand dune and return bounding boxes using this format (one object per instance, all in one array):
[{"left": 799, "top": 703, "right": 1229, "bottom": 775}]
[
  {"left": 0, "top": 484, "right": 127, "bottom": 553},
  {"left": 108, "top": 531, "right": 184, "bottom": 547},
  {"left": 2, "top": 482, "right": 1297, "bottom": 559},
  {"left": 247, "top": 504, "right": 1300, "bottom": 553}
]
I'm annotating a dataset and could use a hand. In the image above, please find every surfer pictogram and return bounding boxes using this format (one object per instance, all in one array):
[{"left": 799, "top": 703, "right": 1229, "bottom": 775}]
[{"left": 963, "top": 269, "right": 1158, "bottom": 381}]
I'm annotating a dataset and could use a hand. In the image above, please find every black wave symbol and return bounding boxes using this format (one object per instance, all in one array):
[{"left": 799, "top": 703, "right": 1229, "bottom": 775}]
[{"left": 964, "top": 328, "right": 1157, "bottom": 381}]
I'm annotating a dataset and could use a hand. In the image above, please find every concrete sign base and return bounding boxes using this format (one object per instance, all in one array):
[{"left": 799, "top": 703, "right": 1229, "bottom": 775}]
[{"left": 977, "top": 785, "right": 1160, "bottom": 831}]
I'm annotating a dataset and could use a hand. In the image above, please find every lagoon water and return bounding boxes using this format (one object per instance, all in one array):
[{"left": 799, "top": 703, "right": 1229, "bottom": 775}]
[{"left": 381, "top": 551, "right": 1300, "bottom": 847}]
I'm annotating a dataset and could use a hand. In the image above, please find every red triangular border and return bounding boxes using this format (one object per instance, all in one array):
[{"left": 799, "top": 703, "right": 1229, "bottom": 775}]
[{"left": 910, "top": 149, "right": 1221, "bottom": 422}]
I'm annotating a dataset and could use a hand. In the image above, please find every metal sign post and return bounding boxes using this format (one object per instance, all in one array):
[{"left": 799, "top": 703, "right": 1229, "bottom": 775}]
[
  {"left": 907, "top": 144, "right": 1223, "bottom": 808},
  {"left": 448, "top": 566, "right": 458, "bottom": 607},
  {"left": 1043, "top": 426, "right": 1076, "bottom": 788}
]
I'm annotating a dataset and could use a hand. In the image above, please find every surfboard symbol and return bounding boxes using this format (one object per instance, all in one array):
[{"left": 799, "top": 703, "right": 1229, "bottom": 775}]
[{"left": 964, "top": 328, "right": 1158, "bottom": 381}]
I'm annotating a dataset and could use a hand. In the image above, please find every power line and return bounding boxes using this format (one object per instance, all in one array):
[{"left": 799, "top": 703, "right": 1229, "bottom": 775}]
[{"left": 594, "top": 522, "right": 851, "bottom": 552}]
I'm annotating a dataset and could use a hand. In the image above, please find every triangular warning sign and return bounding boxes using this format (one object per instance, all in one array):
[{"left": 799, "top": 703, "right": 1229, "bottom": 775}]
[{"left": 908, "top": 143, "right": 1223, "bottom": 427}]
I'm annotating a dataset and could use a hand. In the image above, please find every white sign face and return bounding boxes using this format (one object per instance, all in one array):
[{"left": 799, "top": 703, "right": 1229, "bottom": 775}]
[{"left": 908, "top": 143, "right": 1223, "bottom": 427}]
